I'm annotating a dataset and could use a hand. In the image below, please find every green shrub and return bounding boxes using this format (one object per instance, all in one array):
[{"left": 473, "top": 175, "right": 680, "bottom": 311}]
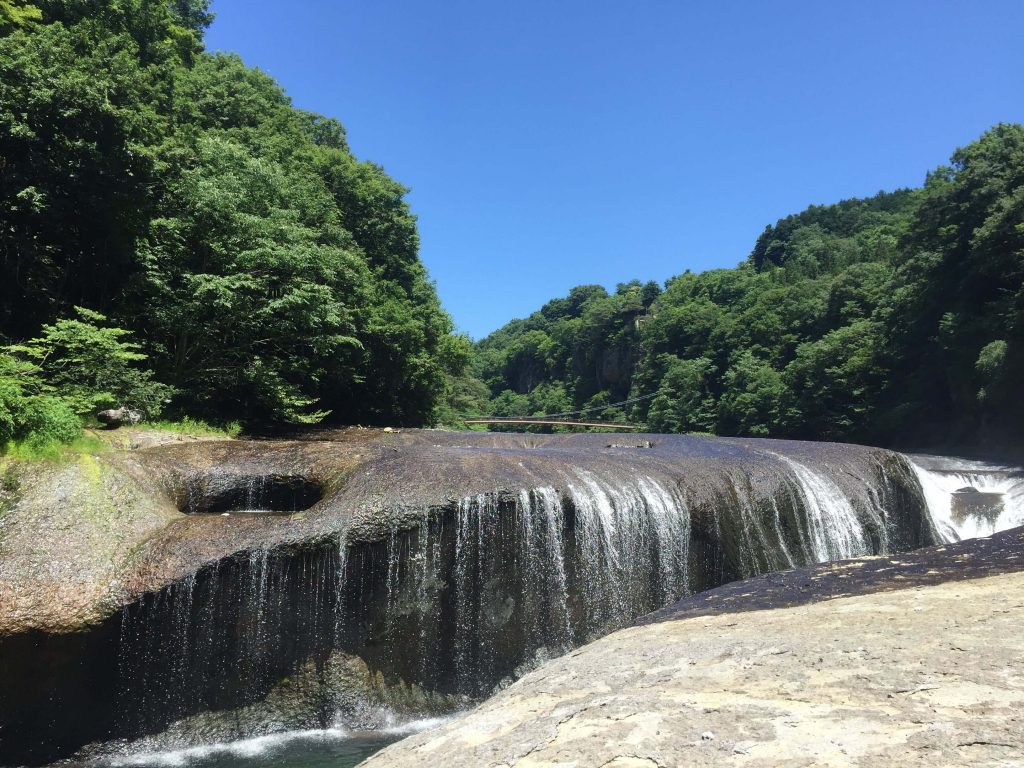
[
  {"left": 137, "top": 417, "right": 242, "bottom": 438},
  {"left": 0, "top": 353, "right": 81, "bottom": 443},
  {"left": 18, "top": 396, "right": 82, "bottom": 446},
  {"left": 8, "top": 307, "right": 175, "bottom": 419},
  {"left": 0, "top": 352, "right": 84, "bottom": 456}
]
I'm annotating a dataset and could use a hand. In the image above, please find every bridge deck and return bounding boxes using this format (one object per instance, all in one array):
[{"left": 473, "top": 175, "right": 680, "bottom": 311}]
[{"left": 462, "top": 419, "right": 639, "bottom": 430}]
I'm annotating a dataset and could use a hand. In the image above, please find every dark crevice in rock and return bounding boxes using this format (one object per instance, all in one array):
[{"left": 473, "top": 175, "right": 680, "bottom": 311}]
[{"left": 174, "top": 474, "right": 325, "bottom": 515}]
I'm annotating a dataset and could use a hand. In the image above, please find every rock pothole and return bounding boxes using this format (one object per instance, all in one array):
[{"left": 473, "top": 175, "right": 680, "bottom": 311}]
[{"left": 176, "top": 473, "right": 324, "bottom": 515}]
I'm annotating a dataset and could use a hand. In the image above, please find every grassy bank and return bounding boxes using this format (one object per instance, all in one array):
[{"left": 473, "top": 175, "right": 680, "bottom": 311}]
[
  {"left": 0, "top": 418, "right": 240, "bottom": 463},
  {"left": 133, "top": 418, "right": 242, "bottom": 439}
]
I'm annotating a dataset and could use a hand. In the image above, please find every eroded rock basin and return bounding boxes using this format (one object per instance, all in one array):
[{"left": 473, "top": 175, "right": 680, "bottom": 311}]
[{"left": 0, "top": 430, "right": 953, "bottom": 764}]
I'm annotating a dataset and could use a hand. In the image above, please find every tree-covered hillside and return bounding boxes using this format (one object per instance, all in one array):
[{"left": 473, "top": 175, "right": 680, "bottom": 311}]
[
  {"left": 2, "top": 3, "right": 1019, "bottom": 451},
  {"left": 0, "top": 0, "right": 468, "bottom": 443},
  {"left": 476, "top": 125, "right": 1024, "bottom": 450}
]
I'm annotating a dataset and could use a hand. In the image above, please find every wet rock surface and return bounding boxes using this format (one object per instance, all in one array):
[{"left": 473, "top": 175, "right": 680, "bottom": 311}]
[
  {"left": 639, "top": 524, "right": 1024, "bottom": 624},
  {"left": 0, "top": 429, "right": 931, "bottom": 636},
  {"left": 0, "top": 430, "right": 938, "bottom": 765},
  {"left": 364, "top": 531, "right": 1024, "bottom": 768}
]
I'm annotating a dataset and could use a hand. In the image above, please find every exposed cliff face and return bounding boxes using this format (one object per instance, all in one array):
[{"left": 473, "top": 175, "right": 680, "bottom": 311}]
[{"left": 0, "top": 430, "right": 935, "bottom": 765}]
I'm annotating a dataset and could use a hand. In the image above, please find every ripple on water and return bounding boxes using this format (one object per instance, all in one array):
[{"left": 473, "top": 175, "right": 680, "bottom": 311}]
[{"left": 101, "top": 716, "right": 452, "bottom": 768}]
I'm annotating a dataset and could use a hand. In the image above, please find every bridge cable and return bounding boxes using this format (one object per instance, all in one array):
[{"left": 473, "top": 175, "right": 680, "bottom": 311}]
[{"left": 461, "top": 390, "right": 665, "bottom": 422}]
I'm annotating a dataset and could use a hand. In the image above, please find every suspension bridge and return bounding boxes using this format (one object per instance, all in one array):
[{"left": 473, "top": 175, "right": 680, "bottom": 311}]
[
  {"left": 461, "top": 391, "right": 660, "bottom": 430},
  {"left": 462, "top": 418, "right": 640, "bottom": 430}
]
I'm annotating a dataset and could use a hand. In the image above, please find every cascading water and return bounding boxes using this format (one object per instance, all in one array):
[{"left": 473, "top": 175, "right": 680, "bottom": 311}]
[
  {"left": 563, "top": 471, "right": 691, "bottom": 636},
  {"left": 2, "top": 436, "right": 939, "bottom": 767},
  {"left": 907, "top": 454, "right": 1024, "bottom": 541},
  {"left": 776, "top": 455, "right": 874, "bottom": 560},
  {"left": 116, "top": 546, "right": 343, "bottom": 742},
  {"left": 111, "top": 461, "right": 917, "bottom": 750}
]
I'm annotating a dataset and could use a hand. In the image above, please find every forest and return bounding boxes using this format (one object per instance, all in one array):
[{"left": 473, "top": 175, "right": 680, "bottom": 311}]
[
  {"left": 0, "top": 0, "right": 471, "bottom": 448},
  {"left": 1, "top": 1, "right": 1021, "bottom": 453},
  {"left": 474, "top": 124, "right": 1024, "bottom": 450}
]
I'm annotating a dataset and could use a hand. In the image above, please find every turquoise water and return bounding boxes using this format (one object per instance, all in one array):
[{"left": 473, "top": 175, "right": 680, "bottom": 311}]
[{"left": 100, "top": 728, "right": 412, "bottom": 768}]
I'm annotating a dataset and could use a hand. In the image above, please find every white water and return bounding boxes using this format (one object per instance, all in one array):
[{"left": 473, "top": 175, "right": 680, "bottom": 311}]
[
  {"left": 107, "top": 729, "right": 354, "bottom": 766},
  {"left": 908, "top": 455, "right": 1024, "bottom": 542},
  {"left": 440, "top": 473, "right": 691, "bottom": 690},
  {"left": 773, "top": 455, "right": 875, "bottom": 562},
  {"left": 565, "top": 470, "right": 691, "bottom": 626},
  {"left": 439, "top": 458, "right": 899, "bottom": 662},
  {"left": 103, "top": 713, "right": 452, "bottom": 767},
  {"left": 109, "top": 455, "right": 916, "bottom": 765}
]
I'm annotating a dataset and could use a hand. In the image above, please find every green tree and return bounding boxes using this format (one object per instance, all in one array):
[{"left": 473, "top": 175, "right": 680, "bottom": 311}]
[
  {"left": 975, "top": 339, "right": 1007, "bottom": 405},
  {"left": 136, "top": 136, "right": 366, "bottom": 424},
  {"left": 0, "top": 6, "right": 459, "bottom": 430},
  {"left": 644, "top": 355, "right": 717, "bottom": 434},
  {"left": 0, "top": 0, "right": 41, "bottom": 31},
  {"left": 8, "top": 307, "right": 173, "bottom": 417},
  {"left": 783, "top": 320, "right": 885, "bottom": 440},
  {"left": 474, "top": 128, "right": 1024, "bottom": 449},
  {"left": 882, "top": 124, "right": 1024, "bottom": 443},
  {"left": 0, "top": 353, "right": 81, "bottom": 446},
  {"left": 716, "top": 351, "right": 786, "bottom": 437},
  {"left": 0, "top": 21, "right": 162, "bottom": 336}
]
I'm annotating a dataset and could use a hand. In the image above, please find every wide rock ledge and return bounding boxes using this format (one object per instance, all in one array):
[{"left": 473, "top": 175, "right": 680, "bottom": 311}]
[{"left": 0, "top": 430, "right": 937, "bottom": 764}]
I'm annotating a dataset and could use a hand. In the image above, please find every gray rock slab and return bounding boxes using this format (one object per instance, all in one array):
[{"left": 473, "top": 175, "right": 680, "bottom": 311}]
[{"left": 363, "top": 557, "right": 1024, "bottom": 767}]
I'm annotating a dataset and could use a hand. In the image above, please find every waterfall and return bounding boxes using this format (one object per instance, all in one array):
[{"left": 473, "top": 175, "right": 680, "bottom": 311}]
[
  {"left": 776, "top": 455, "right": 873, "bottom": 561},
  {"left": 1, "top": 436, "right": 950, "bottom": 766},
  {"left": 111, "top": 473, "right": 699, "bottom": 741},
  {"left": 442, "top": 471, "right": 692, "bottom": 693},
  {"left": 116, "top": 546, "right": 343, "bottom": 740},
  {"left": 907, "top": 455, "right": 1024, "bottom": 542},
  {"left": 102, "top": 454, "right": 929, "bottom": 755},
  {"left": 565, "top": 471, "right": 690, "bottom": 631}
]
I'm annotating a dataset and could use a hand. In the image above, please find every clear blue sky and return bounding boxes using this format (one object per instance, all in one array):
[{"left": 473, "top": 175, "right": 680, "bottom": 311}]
[{"left": 205, "top": 1, "right": 1024, "bottom": 339}]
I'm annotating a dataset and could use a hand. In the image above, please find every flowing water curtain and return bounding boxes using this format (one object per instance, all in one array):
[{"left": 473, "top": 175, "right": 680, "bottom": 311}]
[
  {"left": 527, "top": 487, "right": 574, "bottom": 647},
  {"left": 397, "top": 474, "right": 695, "bottom": 695},
  {"left": 566, "top": 470, "right": 691, "bottom": 633},
  {"left": 368, "top": 479, "right": 691, "bottom": 698},
  {"left": 723, "top": 471, "right": 794, "bottom": 576},
  {"left": 117, "top": 546, "right": 342, "bottom": 739},
  {"left": 909, "top": 458, "right": 1024, "bottom": 541},
  {"left": 115, "top": 457, "right": 923, "bottom": 739},
  {"left": 775, "top": 456, "right": 874, "bottom": 562},
  {"left": 449, "top": 491, "right": 570, "bottom": 694}
]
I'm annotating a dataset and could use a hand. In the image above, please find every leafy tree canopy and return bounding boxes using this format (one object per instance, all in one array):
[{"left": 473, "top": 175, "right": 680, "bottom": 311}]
[
  {"left": 477, "top": 125, "right": 1024, "bottom": 449},
  {"left": 0, "top": 0, "right": 464, "bottom": 433}
]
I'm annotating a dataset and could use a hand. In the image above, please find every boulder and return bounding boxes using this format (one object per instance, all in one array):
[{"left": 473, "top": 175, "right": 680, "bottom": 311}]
[{"left": 96, "top": 407, "right": 143, "bottom": 429}]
